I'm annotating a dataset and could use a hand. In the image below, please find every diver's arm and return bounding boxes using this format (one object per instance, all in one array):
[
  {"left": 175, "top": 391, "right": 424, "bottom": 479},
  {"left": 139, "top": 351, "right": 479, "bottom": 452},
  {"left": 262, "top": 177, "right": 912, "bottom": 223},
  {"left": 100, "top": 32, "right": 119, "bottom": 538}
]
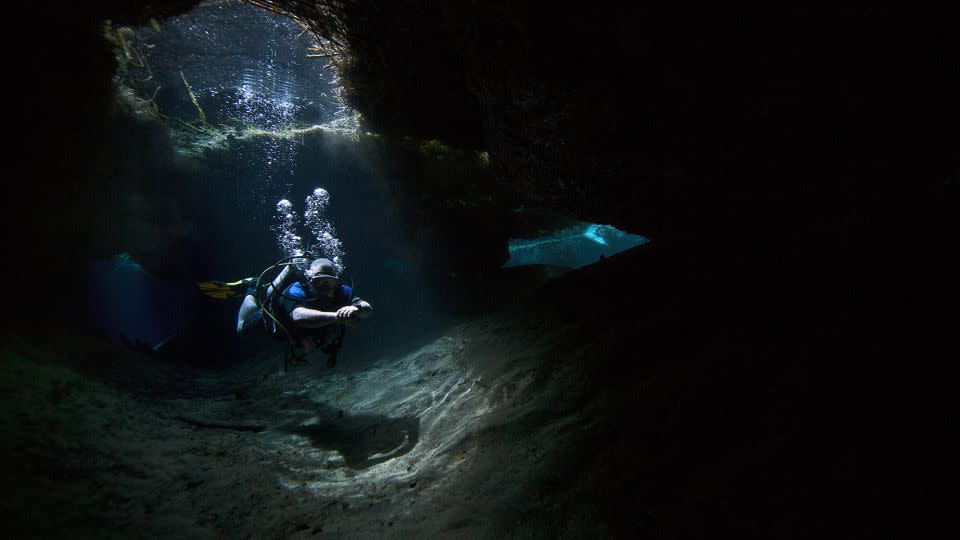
[
  {"left": 291, "top": 301, "right": 371, "bottom": 328},
  {"left": 353, "top": 300, "right": 372, "bottom": 318},
  {"left": 289, "top": 307, "right": 340, "bottom": 328}
]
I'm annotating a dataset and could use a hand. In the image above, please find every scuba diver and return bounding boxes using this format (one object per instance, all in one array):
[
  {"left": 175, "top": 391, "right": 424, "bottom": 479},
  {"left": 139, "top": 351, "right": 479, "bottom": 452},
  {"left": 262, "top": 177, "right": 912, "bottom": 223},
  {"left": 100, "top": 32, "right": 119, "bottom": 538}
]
[{"left": 199, "top": 255, "right": 372, "bottom": 369}]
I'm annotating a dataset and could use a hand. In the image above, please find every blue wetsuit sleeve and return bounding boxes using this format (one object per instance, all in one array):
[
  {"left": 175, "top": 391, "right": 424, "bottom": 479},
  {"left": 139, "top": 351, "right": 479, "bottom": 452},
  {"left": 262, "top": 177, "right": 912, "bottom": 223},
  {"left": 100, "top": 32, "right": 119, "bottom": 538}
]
[
  {"left": 340, "top": 284, "right": 366, "bottom": 308},
  {"left": 278, "top": 282, "right": 307, "bottom": 319}
]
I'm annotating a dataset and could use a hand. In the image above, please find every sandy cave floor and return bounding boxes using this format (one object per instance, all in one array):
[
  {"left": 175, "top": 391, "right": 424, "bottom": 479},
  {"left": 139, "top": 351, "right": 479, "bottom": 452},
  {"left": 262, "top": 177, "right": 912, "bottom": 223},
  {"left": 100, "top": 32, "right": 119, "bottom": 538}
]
[{"left": 2, "top": 303, "right": 640, "bottom": 539}]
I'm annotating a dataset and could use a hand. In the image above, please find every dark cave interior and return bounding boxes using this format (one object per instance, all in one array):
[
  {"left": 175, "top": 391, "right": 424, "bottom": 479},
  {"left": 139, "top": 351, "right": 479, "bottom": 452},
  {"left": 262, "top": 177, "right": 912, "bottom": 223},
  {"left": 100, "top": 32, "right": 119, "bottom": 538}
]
[{"left": 1, "top": 1, "right": 956, "bottom": 538}]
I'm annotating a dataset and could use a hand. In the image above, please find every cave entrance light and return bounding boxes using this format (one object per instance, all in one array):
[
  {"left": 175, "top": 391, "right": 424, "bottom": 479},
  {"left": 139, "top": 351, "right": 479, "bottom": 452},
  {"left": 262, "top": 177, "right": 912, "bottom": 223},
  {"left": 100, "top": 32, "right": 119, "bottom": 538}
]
[
  {"left": 107, "top": 0, "right": 357, "bottom": 158},
  {"left": 503, "top": 223, "right": 648, "bottom": 269}
]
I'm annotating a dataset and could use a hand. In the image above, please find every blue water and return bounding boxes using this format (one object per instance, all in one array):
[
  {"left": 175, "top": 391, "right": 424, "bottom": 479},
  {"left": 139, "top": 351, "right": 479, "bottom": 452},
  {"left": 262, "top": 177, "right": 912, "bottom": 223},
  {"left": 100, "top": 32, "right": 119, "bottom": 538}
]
[
  {"left": 503, "top": 223, "right": 647, "bottom": 269},
  {"left": 86, "top": 253, "right": 187, "bottom": 347}
]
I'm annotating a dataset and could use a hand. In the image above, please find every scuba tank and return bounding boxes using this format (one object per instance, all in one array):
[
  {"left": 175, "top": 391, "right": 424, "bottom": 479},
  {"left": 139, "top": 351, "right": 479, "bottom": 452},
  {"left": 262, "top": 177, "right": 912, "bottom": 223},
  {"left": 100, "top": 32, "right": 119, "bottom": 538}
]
[{"left": 254, "top": 250, "right": 313, "bottom": 342}]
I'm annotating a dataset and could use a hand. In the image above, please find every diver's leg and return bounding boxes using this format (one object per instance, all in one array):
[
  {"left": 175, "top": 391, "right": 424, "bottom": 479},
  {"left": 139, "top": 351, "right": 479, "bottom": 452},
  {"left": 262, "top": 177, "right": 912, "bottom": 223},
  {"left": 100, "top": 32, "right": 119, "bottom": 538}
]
[
  {"left": 238, "top": 265, "right": 293, "bottom": 334},
  {"left": 237, "top": 294, "right": 259, "bottom": 334}
]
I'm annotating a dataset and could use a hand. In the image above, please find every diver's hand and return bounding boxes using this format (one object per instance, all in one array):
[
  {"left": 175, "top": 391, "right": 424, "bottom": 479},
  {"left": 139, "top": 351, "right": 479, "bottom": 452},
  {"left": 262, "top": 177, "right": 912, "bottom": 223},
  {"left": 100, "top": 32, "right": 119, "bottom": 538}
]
[{"left": 336, "top": 305, "right": 360, "bottom": 321}]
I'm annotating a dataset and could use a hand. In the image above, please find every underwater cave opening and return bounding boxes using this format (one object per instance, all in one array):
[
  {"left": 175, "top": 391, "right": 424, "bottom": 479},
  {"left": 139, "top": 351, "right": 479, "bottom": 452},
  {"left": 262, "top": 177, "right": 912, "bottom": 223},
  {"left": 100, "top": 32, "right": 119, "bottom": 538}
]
[
  {"left": 107, "top": 0, "right": 357, "bottom": 160},
  {"left": 85, "top": 253, "right": 188, "bottom": 349},
  {"left": 503, "top": 222, "right": 648, "bottom": 269}
]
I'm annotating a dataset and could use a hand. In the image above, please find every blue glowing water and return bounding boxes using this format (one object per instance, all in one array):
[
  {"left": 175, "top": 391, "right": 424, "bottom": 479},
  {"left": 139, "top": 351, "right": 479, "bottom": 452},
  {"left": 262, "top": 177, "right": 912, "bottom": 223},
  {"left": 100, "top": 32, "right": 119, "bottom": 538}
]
[
  {"left": 503, "top": 223, "right": 647, "bottom": 269},
  {"left": 85, "top": 253, "right": 187, "bottom": 347}
]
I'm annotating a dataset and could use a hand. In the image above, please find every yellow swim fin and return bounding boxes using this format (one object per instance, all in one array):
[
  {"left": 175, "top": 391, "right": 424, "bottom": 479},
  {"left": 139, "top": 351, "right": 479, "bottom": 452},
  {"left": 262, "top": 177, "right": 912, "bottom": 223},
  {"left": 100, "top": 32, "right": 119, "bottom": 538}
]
[{"left": 196, "top": 278, "right": 256, "bottom": 299}]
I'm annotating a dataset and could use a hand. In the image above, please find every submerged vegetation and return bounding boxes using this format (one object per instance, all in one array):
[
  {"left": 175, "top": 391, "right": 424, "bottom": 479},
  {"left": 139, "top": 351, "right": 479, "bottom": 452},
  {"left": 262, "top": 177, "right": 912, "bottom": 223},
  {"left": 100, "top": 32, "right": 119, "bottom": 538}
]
[
  {"left": 106, "top": 22, "right": 164, "bottom": 123},
  {"left": 164, "top": 118, "right": 363, "bottom": 158}
]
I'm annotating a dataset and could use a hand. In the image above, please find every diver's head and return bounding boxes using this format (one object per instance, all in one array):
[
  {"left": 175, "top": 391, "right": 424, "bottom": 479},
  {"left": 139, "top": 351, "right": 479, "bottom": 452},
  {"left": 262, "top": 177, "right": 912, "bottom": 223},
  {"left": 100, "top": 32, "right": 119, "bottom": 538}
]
[{"left": 305, "top": 258, "right": 339, "bottom": 298}]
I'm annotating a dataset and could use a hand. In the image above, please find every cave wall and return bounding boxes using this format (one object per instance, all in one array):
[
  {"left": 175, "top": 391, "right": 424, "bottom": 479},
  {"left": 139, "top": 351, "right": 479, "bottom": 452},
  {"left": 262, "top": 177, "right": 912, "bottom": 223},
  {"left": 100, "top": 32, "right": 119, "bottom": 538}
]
[
  {"left": 257, "top": 1, "right": 959, "bottom": 374},
  {"left": 255, "top": 4, "right": 958, "bottom": 377},
  {"left": 4, "top": 2, "right": 203, "bottom": 321},
  {"left": 270, "top": 1, "right": 958, "bottom": 242}
]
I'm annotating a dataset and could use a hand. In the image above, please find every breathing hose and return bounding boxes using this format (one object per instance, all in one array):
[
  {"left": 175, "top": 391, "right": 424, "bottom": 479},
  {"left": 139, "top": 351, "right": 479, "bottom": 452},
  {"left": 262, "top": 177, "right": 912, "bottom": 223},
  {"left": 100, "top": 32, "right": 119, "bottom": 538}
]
[{"left": 253, "top": 254, "right": 310, "bottom": 347}]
